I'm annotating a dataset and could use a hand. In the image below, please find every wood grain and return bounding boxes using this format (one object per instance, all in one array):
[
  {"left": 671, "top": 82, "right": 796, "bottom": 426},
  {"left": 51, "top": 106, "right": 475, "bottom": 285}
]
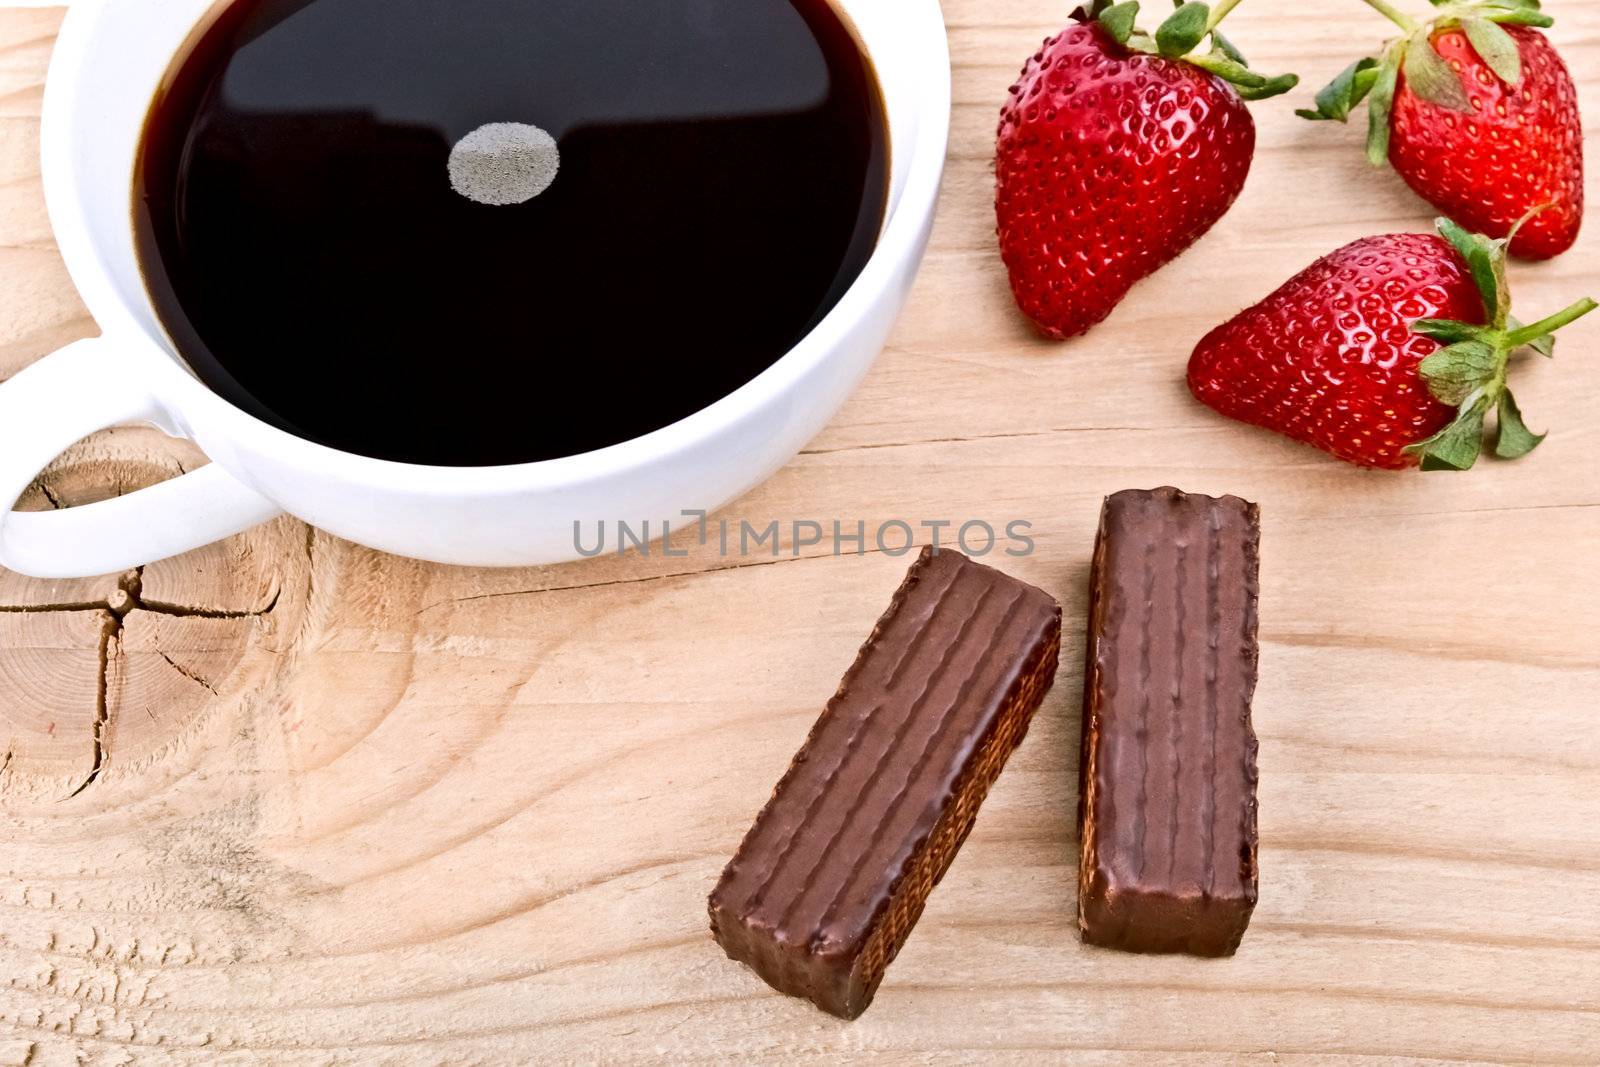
[{"left": 2, "top": 3, "right": 1598, "bottom": 1063}]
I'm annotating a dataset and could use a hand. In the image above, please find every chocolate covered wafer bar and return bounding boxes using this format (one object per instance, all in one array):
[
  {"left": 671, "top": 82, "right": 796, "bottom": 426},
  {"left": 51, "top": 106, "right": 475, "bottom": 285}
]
[
  {"left": 710, "top": 547, "right": 1062, "bottom": 1019},
  {"left": 1079, "top": 488, "right": 1261, "bottom": 957}
]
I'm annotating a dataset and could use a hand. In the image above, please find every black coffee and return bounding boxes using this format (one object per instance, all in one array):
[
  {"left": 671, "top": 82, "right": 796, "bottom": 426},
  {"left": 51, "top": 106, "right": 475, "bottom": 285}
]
[{"left": 135, "top": 0, "right": 888, "bottom": 466}]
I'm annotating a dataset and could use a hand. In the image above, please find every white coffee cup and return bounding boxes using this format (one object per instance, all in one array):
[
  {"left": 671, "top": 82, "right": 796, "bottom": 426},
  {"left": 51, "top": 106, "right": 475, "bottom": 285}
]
[{"left": 0, "top": 0, "right": 949, "bottom": 579}]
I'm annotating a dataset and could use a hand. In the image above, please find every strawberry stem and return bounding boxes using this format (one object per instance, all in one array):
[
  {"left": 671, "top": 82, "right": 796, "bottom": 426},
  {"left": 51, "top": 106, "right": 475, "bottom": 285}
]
[
  {"left": 1357, "top": 0, "right": 1422, "bottom": 34},
  {"left": 1204, "top": 0, "right": 1249, "bottom": 31},
  {"left": 1504, "top": 299, "right": 1598, "bottom": 349}
]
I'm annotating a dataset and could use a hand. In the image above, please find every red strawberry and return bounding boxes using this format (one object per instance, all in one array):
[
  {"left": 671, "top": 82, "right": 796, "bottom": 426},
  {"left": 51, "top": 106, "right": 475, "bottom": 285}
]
[
  {"left": 1298, "top": 2, "right": 1583, "bottom": 259},
  {"left": 1188, "top": 218, "right": 1595, "bottom": 470},
  {"left": 996, "top": 1, "right": 1297, "bottom": 339}
]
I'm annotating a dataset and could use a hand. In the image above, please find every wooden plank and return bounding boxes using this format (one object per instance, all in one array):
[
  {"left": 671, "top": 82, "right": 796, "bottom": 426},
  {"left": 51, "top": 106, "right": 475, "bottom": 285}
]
[{"left": 1, "top": 2, "right": 1598, "bottom": 1062}]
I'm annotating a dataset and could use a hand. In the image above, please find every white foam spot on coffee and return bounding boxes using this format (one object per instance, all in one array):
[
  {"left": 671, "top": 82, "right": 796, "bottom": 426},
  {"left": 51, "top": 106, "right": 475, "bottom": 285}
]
[{"left": 448, "top": 122, "right": 560, "bottom": 206}]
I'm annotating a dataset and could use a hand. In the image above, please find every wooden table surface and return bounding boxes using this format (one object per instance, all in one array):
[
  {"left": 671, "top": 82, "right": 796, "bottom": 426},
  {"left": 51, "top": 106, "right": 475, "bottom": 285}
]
[{"left": 2, "top": 3, "right": 1598, "bottom": 1063}]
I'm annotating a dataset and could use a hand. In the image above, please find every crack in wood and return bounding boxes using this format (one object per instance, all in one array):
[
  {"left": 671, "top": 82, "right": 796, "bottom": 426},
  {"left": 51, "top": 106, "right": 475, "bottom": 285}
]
[
  {"left": 0, "top": 572, "right": 280, "bottom": 621},
  {"left": 156, "top": 650, "right": 219, "bottom": 698},
  {"left": 54, "top": 566, "right": 273, "bottom": 797},
  {"left": 136, "top": 592, "right": 279, "bottom": 620},
  {"left": 0, "top": 601, "right": 107, "bottom": 615},
  {"left": 73, "top": 568, "right": 144, "bottom": 797},
  {"left": 65, "top": 611, "right": 117, "bottom": 799}
]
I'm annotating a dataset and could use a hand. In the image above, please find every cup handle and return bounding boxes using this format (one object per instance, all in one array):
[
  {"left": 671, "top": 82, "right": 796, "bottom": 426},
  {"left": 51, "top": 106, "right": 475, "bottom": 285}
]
[{"left": 0, "top": 338, "right": 284, "bottom": 579}]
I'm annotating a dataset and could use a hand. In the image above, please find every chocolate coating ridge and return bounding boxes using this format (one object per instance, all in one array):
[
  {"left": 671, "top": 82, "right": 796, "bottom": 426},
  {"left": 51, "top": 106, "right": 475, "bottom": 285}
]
[
  {"left": 1078, "top": 488, "right": 1261, "bottom": 957},
  {"left": 710, "top": 547, "right": 1062, "bottom": 1018}
]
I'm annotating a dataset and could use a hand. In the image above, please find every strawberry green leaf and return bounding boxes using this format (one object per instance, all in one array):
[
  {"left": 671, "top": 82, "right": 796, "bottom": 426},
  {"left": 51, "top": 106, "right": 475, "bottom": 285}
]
[
  {"left": 1211, "top": 27, "right": 1247, "bottom": 65},
  {"left": 1483, "top": 9, "right": 1554, "bottom": 28},
  {"left": 1098, "top": 1, "right": 1141, "bottom": 44},
  {"left": 1406, "top": 396, "right": 1488, "bottom": 471},
  {"left": 1494, "top": 390, "right": 1545, "bottom": 459},
  {"left": 1418, "top": 339, "right": 1500, "bottom": 406},
  {"left": 1404, "top": 34, "right": 1471, "bottom": 110},
  {"left": 1188, "top": 52, "right": 1265, "bottom": 86},
  {"left": 1296, "top": 56, "right": 1382, "bottom": 122},
  {"left": 1235, "top": 72, "right": 1300, "bottom": 101},
  {"left": 1156, "top": 2, "right": 1210, "bottom": 57},
  {"left": 1187, "top": 52, "right": 1300, "bottom": 99},
  {"left": 1125, "top": 29, "right": 1160, "bottom": 54},
  {"left": 1474, "top": 0, "right": 1544, "bottom": 15},
  {"left": 1462, "top": 18, "right": 1521, "bottom": 85},
  {"left": 1411, "top": 318, "right": 1489, "bottom": 344},
  {"left": 1344, "top": 60, "right": 1382, "bottom": 106},
  {"left": 1365, "top": 43, "right": 1404, "bottom": 165},
  {"left": 1475, "top": 0, "right": 1554, "bottom": 28},
  {"left": 1436, "top": 217, "right": 1509, "bottom": 328}
]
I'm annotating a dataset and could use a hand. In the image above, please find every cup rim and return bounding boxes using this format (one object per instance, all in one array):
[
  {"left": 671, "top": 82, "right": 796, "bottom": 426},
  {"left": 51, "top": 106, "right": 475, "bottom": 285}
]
[{"left": 41, "top": 0, "right": 951, "bottom": 495}]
